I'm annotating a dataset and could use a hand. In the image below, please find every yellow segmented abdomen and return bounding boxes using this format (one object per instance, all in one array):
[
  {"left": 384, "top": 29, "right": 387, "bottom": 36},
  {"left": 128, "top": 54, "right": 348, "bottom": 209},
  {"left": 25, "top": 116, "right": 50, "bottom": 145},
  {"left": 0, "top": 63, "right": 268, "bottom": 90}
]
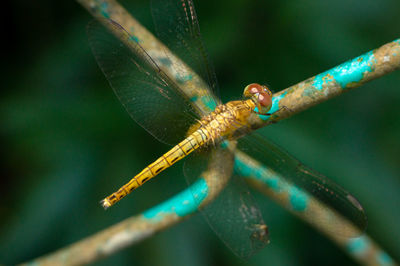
[{"left": 100, "top": 128, "right": 211, "bottom": 209}]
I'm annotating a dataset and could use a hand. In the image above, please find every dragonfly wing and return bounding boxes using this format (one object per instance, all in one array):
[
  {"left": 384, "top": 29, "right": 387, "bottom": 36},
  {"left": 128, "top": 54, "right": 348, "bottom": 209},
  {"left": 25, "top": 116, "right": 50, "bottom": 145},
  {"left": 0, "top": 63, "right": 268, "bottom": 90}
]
[
  {"left": 87, "top": 19, "right": 200, "bottom": 145},
  {"left": 184, "top": 146, "right": 269, "bottom": 259},
  {"left": 237, "top": 132, "right": 367, "bottom": 237},
  {"left": 151, "top": 0, "right": 221, "bottom": 113}
]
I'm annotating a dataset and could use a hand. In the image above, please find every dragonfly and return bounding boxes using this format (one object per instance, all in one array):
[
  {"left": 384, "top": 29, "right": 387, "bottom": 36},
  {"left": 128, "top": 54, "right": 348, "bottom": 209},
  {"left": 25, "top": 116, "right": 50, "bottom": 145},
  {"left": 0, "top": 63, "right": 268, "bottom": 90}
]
[{"left": 87, "top": 0, "right": 367, "bottom": 259}]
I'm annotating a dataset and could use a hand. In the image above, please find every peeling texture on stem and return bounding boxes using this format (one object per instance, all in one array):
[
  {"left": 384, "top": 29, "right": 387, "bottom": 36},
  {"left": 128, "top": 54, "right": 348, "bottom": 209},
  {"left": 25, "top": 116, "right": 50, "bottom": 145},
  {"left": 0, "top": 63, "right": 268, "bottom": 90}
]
[
  {"left": 256, "top": 38, "right": 400, "bottom": 127},
  {"left": 235, "top": 150, "right": 396, "bottom": 266},
  {"left": 22, "top": 145, "right": 234, "bottom": 266}
]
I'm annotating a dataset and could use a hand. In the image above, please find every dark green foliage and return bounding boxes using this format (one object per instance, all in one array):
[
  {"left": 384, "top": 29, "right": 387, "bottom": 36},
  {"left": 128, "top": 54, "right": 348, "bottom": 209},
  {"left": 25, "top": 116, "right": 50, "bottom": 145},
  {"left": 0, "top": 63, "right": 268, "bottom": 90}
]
[{"left": 1, "top": 0, "right": 399, "bottom": 264}]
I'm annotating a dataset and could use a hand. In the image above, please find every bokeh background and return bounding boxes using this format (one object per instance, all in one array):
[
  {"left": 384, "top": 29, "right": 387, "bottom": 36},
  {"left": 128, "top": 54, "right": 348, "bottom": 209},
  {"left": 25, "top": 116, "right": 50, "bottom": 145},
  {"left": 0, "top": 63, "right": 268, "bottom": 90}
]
[{"left": 1, "top": 0, "right": 399, "bottom": 265}]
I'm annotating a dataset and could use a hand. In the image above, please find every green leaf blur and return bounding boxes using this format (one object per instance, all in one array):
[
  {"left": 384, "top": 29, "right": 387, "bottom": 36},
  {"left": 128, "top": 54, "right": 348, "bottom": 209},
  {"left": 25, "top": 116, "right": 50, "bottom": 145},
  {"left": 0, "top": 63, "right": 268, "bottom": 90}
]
[{"left": 1, "top": 0, "right": 399, "bottom": 265}]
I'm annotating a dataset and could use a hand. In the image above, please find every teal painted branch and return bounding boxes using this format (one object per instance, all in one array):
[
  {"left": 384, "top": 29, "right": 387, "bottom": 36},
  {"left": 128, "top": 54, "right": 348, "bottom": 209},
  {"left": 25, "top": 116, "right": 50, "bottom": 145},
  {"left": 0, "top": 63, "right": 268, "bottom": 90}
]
[
  {"left": 234, "top": 150, "right": 396, "bottom": 266},
  {"left": 77, "top": 0, "right": 217, "bottom": 114},
  {"left": 21, "top": 185, "right": 200, "bottom": 266},
  {"left": 21, "top": 146, "right": 234, "bottom": 266},
  {"left": 254, "top": 38, "right": 400, "bottom": 127}
]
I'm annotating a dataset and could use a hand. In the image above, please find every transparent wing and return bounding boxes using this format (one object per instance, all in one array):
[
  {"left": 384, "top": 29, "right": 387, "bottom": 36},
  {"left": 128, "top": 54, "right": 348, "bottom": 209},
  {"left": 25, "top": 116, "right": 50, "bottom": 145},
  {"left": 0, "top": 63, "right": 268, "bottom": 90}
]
[
  {"left": 151, "top": 0, "right": 221, "bottom": 112},
  {"left": 87, "top": 19, "right": 200, "bottom": 145},
  {"left": 184, "top": 146, "right": 269, "bottom": 259},
  {"left": 237, "top": 132, "right": 367, "bottom": 236}
]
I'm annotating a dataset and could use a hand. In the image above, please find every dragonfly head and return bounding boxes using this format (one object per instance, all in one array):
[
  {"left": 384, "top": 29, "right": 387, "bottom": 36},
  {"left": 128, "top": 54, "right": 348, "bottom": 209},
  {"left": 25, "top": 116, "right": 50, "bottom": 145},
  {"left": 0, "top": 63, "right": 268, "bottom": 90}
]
[{"left": 243, "top": 83, "right": 272, "bottom": 114}]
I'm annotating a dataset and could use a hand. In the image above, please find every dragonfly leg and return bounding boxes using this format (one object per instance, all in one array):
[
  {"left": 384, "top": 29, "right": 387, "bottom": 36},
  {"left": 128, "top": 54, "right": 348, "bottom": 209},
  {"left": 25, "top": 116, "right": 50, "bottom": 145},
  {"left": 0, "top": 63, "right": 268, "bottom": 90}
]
[{"left": 263, "top": 105, "right": 294, "bottom": 116}]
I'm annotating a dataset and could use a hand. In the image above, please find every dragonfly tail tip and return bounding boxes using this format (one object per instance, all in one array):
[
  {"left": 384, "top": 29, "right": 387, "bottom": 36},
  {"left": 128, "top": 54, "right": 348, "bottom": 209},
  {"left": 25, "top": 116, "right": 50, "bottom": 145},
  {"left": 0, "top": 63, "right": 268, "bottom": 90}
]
[{"left": 100, "top": 199, "right": 112, "bottom": 210}]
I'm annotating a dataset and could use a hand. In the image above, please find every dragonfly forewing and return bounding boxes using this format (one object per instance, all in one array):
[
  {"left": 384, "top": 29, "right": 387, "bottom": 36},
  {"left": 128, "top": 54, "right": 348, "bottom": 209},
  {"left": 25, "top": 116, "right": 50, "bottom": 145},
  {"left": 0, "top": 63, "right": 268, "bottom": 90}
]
[
  {"left": 87, "top": 19, "right": 200, "bottom": 145},
  {"left": 151, "top": 0, "right": 221, "bottom": 114}
]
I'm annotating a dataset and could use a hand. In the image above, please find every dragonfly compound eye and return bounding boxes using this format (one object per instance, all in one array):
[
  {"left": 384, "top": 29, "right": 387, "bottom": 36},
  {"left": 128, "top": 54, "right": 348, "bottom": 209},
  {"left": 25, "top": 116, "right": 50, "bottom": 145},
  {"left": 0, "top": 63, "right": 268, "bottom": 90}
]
[{"left": 244, "top": 83, "right": 272, "bottom": 108}]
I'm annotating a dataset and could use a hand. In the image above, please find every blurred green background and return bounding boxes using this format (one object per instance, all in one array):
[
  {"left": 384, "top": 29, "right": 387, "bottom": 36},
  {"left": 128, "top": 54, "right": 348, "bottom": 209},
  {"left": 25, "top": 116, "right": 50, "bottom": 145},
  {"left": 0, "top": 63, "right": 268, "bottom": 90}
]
[{"left": 1, "top": 0, "right": 399, "bottom": 265}]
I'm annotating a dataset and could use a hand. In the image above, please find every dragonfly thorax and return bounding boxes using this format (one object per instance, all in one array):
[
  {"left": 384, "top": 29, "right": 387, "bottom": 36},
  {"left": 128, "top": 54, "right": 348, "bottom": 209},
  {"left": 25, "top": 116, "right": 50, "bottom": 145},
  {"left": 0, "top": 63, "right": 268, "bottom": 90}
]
[{"left": 192, "top": 99, "right": 258, "bottom": 143}]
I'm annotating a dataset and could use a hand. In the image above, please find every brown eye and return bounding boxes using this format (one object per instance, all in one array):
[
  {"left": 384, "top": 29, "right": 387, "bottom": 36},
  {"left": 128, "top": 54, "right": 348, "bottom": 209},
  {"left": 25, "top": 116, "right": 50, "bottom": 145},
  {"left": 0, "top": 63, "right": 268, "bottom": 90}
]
[{"left": 244, "top": 83, "right": 272, "bottom": 108}]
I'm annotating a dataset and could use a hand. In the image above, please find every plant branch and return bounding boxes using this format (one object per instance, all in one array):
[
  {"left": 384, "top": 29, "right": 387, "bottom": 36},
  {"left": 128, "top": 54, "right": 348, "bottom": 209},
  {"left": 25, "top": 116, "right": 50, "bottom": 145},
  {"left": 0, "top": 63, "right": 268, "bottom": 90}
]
[
  {"left": 253, "top": 38, "right": 400, "bottom": 127},
  {"left": 22, "top": 147, "right": 234, "bottom": 266},
  {"left": 235, "top": 150, "right": 396, "bottom": 266}
]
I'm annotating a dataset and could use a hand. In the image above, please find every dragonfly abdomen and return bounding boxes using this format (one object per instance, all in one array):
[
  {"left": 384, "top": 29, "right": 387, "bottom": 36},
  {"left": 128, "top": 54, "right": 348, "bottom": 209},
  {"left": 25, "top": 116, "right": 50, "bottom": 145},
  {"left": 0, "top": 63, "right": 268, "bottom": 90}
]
[{"left": 100, "top": 128, "right": 211, "bottom": 209}]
